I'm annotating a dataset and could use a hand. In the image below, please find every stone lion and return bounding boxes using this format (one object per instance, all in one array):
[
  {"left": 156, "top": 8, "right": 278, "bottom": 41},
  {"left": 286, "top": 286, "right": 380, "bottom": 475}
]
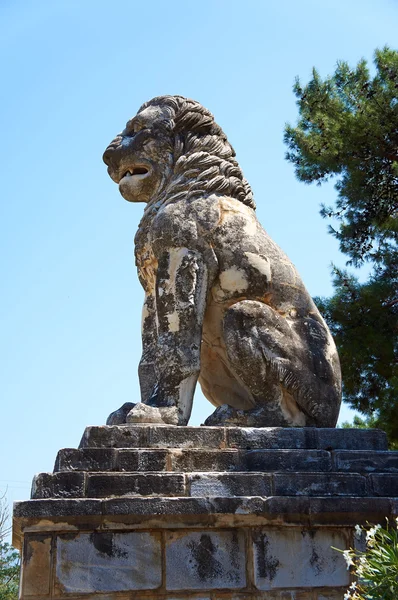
[{"left": 103, "top": 95, "right": 341, "bottom": 427}]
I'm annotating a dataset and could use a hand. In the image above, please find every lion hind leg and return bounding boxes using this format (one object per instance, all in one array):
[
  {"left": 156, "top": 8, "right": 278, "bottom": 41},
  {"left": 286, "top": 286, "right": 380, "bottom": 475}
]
[{"left": 210, "top": 300, "right": 336, "bottom": 427}]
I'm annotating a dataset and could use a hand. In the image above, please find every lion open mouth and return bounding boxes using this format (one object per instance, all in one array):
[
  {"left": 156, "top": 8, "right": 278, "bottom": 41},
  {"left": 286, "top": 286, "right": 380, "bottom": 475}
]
[{"left": 120, "top": 166, "right": 149, "bottom": 181}]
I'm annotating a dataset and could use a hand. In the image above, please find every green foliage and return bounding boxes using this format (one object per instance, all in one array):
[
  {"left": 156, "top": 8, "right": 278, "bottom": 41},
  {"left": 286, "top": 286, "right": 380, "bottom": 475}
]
[
  {"left": 341, "top": 415, "right": 398, "bottom": 450},
  {"left": 284, "top": 46, "right": 398, "bottom": 266},
  {"left": 335, "top": 520, "right": 398, "bottom": 599},
  {"left": 0, "top": 494, "right": 19, "bottom": 600},
  {"left": 0, "top": 543, "right": 19, "bottom": 600},
  {"left": 285, "top": 47, "right": 398, "bottom": 445},
  {"left": 341, "top": 415, "right": 379, "bottom": 430},
  {"left": 315, "top": 263, "right": 398, "bottom": 444}
]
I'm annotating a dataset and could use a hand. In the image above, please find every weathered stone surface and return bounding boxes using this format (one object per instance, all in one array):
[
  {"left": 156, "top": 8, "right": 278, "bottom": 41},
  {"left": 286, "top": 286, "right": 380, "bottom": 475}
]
[
  {"left": 316, "top": 428, "right": 387, "bottom": 451},
  {"left": 15, "top": 422, "right": 398, "bottom": 598},
  {"left": 118, "top": 448, "right": 168, "bottom": 471},
  {"left": 80, "top": 424, "right": 227, "bottom": 450},
  {"left": 55, "top": 531, "right": 161, "bottom": 593},
  {"left": 165, "top": 530, "right": 246, "bottom": 590},
  {"left": 309, "top": 496, "right": 394, "bottom": 525},
  {"left": 31, "top": 472, "right": 85, "bottom": 499},
  {"left": 79, "top": 425, "right": 148, "bottom": 449},
  {"left": 213, "top": 594, "right": 316, "bottom": 600},
  {"left": 127, "top": 402, "right": 179, "bottom": 425},
  {"left": 227, "top": 428, "right": 314, "bottom": 450},
  {"left": 106, "top": 402, "right": 136, "bottom": 425},
  {"left": 245, "top": 449, "right": 332, "bottom": 472},
  {"left": 153, "top": 595, "right": 319, "bottom": 599},
  {"left": 162, "top": 597, "right": 212, "bottom": 600},
  {"left": 317, "top": 591, "right": 349, "bottom": 600},
  {"left": 15, "top": 495, "right": 397, "bottom": 525},
  {"left": 53, "top": 446, "right": 398, "bottom": 479},
  {"left": 273, "top": 472, "right": 367, "bottom": 497},
  {"left": 101, "top": 496, "right": 212, "bottom": 517},
  {"left": 21, "top": 534, "right": 52, "bottom": 597},
  {"left": 55, "top": 448, "right": 116, "bottom": 472},
  {"left": 86, "top": 473, "right": 185, "bottom": 498},
  {"left": 14, "top": 498, "right": 103, "bottom": 519},
  {"left": 213, "top": 595, "right": 303, "bottom": 600},
  {"left": 369, "top": 473, "right": 398, "bottom": 496},
  {"left": 188, "top": 473, "right": 272, "bottom": 497},
  {"left": 103, "top": 96, "right": 341, "bottom": 428},
  {"left": 334, "top": 450, "right": 398, "bottom": 472},
  {"left": 253, "top": 528, "right": 349, "bottom": 590},
  {"left": 149, "top": 426, "right": 226, "bottom": 449},
  {"left": 164, "top": 597, "right": 212, "bottom": 600},
  {"left": 78, "top": 424, "right": 388, "bottom": 452},
  {"left": 258, "top": 496, "right": 311, "bottom": 525},
  {"left": 228, "top": 427, "right": 387, "bottom": 451},
  {"left": 170, "top": 449, "right": 241, "bottom": 472}
]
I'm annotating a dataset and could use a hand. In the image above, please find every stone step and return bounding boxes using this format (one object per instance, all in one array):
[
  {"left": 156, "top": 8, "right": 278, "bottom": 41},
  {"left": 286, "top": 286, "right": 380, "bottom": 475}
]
[
  {"left": 79, "top": 425, "right": 388, "bottom": 451},
  {"left": 31, "top": 470, "right": 398, "bottom": 500},
  {"left": 54, "top": 447, "right": 398, "bottom": 474},
  {"left": 14, "top": 495, "right": 398, "bottom": 530}
]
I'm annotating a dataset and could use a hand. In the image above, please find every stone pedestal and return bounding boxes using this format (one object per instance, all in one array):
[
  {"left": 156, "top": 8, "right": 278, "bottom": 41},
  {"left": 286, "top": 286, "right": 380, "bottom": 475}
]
[{"left": 13, "top": 426, "right": 398, "bottom": 599}]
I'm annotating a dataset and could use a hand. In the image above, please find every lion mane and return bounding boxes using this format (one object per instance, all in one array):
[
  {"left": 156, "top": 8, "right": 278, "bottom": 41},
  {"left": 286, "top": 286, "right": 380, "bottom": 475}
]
[
  {"left": 138, "top": 95, "right": 255, "bottom": 210},
  {"left": 104, "top": 95, "right": 342, "bottom": 428}
]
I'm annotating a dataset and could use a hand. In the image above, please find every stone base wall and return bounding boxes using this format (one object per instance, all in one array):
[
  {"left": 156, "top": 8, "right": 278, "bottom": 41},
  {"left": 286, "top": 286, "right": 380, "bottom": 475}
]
[
  {"left": 20, "top": 525, "right": 351, "bottom": 599},
  {"left": 14, "top": 425, "right": 398, "bottom": 600}
]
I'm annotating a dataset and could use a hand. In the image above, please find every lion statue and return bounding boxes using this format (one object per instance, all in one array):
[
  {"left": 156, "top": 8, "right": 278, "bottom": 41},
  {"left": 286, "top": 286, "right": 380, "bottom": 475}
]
[{"left": 103, "top": 95, "right": 342, "bottom": 427}]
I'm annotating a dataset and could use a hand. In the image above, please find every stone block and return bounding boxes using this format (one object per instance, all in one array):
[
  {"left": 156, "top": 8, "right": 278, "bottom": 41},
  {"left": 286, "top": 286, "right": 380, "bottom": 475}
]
[
  {"left": 209, "top": 496, "right": 268, "bottom": 516},
  {"left": 54, "top": 448, "right": 116, "bottom": 472},
  {"left": 54, "top": 531, "right": 161, "bottom": 593},
  {"left": 188, "top": 473, "right": 272, "bottom": 497},
  {"left": 227, "top": 427, "right": 313, "bottom": 450},
  {"left": 118, "top": 449, "right": 168, "bottom": 471},
  {"left": 369, "top": 474, "right": 398, "bottom": 496},
  {"left": 245, "top": 450, "right": 332, "bottom": 472},
  {"left": 87, "top": 473, "right": 186, "bottom": 498},
  {"left": 31, "top": 472, "right": 85, "bottom": 499},
  {"left": 213, "top": 594, "right": 295, "bottom": 600},
  {"left": 273, "top": 473, "right": 367, "bottom": 497},
  {"left": 79, "top": 425, "right": 149, "bottom": 449},
  {"left": 170, "top": 449, "right": 240, "bottom": 472},
  {"left": 166, "top": 529, "right": 246, "bottom": 590},
  {"left": 21, "top": 534, "right": 52, "bottom": 597},
  {"left": 261, "top": 496, "right": 311, "bottom": 524},
  {"left": 14, "top": 498, "right": 102, "bottom": 519},
  {"left": 102, "top": 496, "right": 212, "bottom": 517},
  {"left": 309, "top": 496, "right": 393, "bottom": 525},
  {"left": 292, "top": 593, "right": 317, "bottom": 600},
  {"left": 316, "top": 428, "right": 387, "bottom": 451},
  {"left": 317, "top": 590, "right": 348, "bottom": 599},
  {"left": 149, "top": 426, "right": 226, "bottom": 448},
  {"left": 164, "top": 597, "right": 212, "bottom": 600},
  {"left": 253, "top": 527, "right": 349, "bottom": 590},
  {"left": 14, "top": 494, "right": 396, "bottom": 534},
  {"left": 334, "top": 450, "right": 398, "bottom": 473},
  {"left": 390, "top": 497, "right": 398, "bottom": 517}
]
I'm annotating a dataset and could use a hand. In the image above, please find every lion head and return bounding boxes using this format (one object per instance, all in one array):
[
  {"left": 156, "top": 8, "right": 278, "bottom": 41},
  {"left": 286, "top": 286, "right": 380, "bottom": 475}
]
[{"left": 103, "top": 95, "right": 255, "bottom": 209}]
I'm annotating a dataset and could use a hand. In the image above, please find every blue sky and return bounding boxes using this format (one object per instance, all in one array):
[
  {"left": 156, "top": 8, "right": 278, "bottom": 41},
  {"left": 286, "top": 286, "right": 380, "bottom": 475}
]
[{"left": 1, "top": 0, "right": 397, "bottom": 528}]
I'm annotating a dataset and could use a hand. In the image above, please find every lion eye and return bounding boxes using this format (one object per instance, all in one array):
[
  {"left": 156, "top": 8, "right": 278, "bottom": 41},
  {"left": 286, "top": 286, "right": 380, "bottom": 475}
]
[{"left": 124, "top": 120, "right": 144, "bottom": 135}]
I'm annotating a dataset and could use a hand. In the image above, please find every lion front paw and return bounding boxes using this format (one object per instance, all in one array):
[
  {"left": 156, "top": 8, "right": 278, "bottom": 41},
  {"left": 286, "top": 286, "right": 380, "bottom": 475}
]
[
  {"left": 126, "top": 403, "right": 179, "bottom": 426},
  {"left": 204, "top": 404, "right": 254, "bottom": 427},
  {"left": 106, "top": 402, "right": 136, "bottom": 425}
]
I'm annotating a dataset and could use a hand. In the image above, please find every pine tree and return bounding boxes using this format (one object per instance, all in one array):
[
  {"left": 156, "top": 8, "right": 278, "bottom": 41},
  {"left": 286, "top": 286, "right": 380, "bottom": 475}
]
[
  {"left": 0, "top": 544, "right": 19, "bottom": 600},
  {"left": 0, "top": 494, "right": 19, "bottom": 600},
  {"left": 284, "top": 47, "right": 398, "bottom": 444}
]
